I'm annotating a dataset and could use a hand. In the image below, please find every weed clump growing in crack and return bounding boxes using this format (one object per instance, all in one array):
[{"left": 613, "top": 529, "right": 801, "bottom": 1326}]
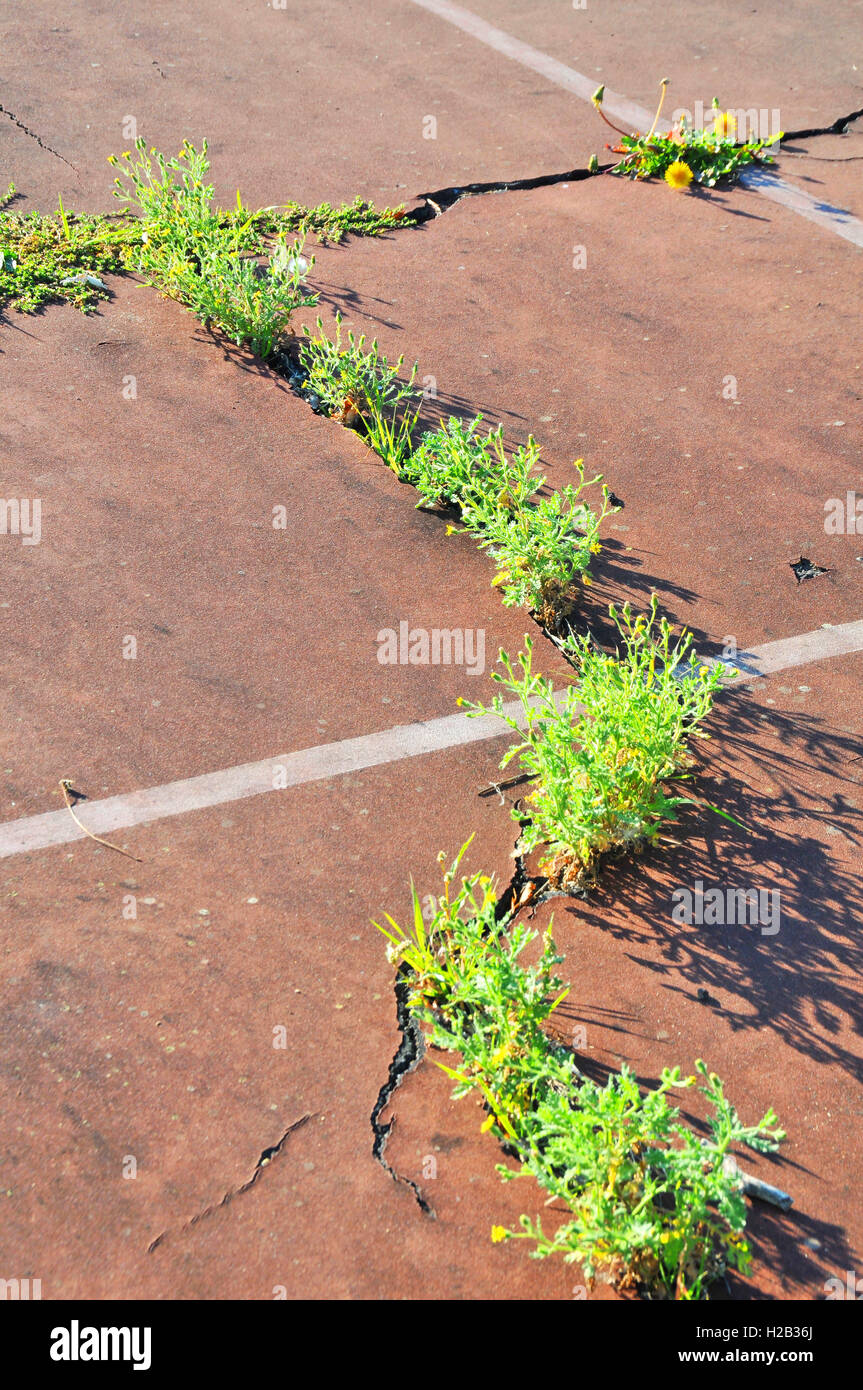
[
  {"left": 108, "top": 139, "right": 318, "bottom": 358},
  {"left": 253, "top": 194, "right": 413, "bottom": 245},
  {"left": 2, "top": 142, "right": 413, "bottom": 327},
  {"left": 460, "top": 597, "right": 727, "bottom": 891},
  {"left": 403, "top": 416, "right": 618, "bottom": 629},
  {"left": 377, "top": 843, "right": 784, "bottom": 1301},
  {"left": 592, "top": 83, "right": 781, "bottom": 188},
  {"left": 296, "top": 312, "right": 421, "bottom": 470},
  {"left": 0, "top": 186, "right": 136, "bottom": 313}
]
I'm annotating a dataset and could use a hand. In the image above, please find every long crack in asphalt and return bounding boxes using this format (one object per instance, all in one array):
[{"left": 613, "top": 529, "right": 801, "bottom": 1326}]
[
  {"left": 412, "top": 105, "right": 863, "bottom": 221},
  {"left": 369, "top": 818, "right": 550, "bottom": 1220},
  {"left": 782, "top": 106, "right": 863, "bottom": 141},
  {"left": 414, "top": 162, "right": 598, "bottom": 221}
]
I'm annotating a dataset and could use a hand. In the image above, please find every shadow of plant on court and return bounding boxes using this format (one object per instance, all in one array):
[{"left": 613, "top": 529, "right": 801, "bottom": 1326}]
[{"left": 554, "top": 688, "right": 862, "bottom": 1080}]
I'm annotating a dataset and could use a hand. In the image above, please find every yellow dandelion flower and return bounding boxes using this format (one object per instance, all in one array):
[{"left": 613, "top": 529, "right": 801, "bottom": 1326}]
[
  {"left": 665, "top": 160, "right": 694, "bottom": 190},
  {"left": 713, "top": 111, "right": 736, "bottom": 140},
  {"left": 491, "top": 1225, "right": 508, "bottom": 1243}
]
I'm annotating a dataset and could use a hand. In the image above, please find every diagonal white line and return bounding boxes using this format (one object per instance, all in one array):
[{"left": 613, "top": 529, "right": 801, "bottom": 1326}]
[
  {"left": 0, "top": 619, "right": 861, "bottom": 860},
  {"left": 719, "top": 618, "right": 863, "bottom": 677},
  {"left": 410, "top": 0, "right": 653, "bottom": 130},
  {"left": 0, "top": 696, "right": 536, "bottom": 861},
  {"left": 738, "top": 165, "right": 863, "bottom": 248},
  {"left": 407, "top": 0, "right": 863, "bottom": 247}
]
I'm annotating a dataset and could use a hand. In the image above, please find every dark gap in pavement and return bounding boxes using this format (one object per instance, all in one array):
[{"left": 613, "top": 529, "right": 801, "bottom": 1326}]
[
  {"left": 407, "top": 103, "right": 863, "bottom": 224},
  {"left": 782, "top": 106, "right": 863, "bottom": 141},
  {"left": 0, "top": 102, "right": 79, "bottom": 173},
  {"left": 146, "top": 1112, "right": 314, "bottom": 1253},
  {"left": 412, "top": 163, "right": 601, "bottom": 222},
  {"left": 370, "top": 965, "right": 433, "bottom": 1215}
]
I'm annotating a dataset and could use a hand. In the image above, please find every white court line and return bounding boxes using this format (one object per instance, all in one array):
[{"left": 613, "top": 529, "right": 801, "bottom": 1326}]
[
  {"left": 407, "top": 0, "right": 863, "bottom": 248},
  {"left": 719, "top": 618, "right": 863, "bottom": 677},
  {"left": 1, "top": 619, "right": 861, "bottom": 860}
]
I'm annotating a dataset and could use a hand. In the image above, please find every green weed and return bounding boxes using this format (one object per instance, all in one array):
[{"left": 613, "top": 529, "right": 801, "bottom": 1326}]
[
  {"left": 403, "top": 416, "right": 617, "bottom": 627},
  {"left": 252, "top": 194, "right": 413, "bottom": 245},
  {"left": 298, "top": 312, "right": 421, "bottom": 469},
  {"left": 108, "top": 138, "right": 317, "bottom": 357},
  {"left": 460, "top": 597, "right": 725, "bottom": 889},
  {"left": 593, "top": 85, "right": 780, "bottom": 188},
  {"left": 378, "top": 844, "right": 784, "bottom": 1300},
  {"left": 401, "top": 414, "right": 535, "bottom": 512},
  {"left": 0, "top": 192, "right": 136, "bottom": 313},
  {"left": 2, "top": 136, "right": 413, "bottom": 324}
]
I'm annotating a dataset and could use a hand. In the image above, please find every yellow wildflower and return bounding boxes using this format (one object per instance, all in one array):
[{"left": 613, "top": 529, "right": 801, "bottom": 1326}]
[
  {"left": 491, "top": 1225, "right": 508, "bottom": 1243},
  {"left": 665, "top": 160, "right": 694, "bottom": 190},
  {"left": 713, "top": 111, "right": 736, "bottom": 140}
]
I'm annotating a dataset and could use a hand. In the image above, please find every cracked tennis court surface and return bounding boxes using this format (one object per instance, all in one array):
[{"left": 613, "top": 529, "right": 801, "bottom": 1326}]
[{"left": 1, "top": 0, "right": 861, "bottom": 1301}]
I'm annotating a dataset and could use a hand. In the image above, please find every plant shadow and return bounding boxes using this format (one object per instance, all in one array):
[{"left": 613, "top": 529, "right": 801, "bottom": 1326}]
[{"left": 557, "top": 688, "right": 863, "bottom": 1080}]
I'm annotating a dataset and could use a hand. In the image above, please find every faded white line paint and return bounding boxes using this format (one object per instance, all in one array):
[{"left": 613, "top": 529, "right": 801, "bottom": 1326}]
[
  {"left": 738, "top": 165, "right": 863, "bottom": 248},
  {"left": 410, "top": 0, "right": 652, "bottom": 131},
  {"left": 1, "top": 620, "right": 861, "bottom": 860},
  {"left": 407, "top": 0, "right": 863, "bottom": 248},
  {"left": 720, "top": 618, "right": 863, "bottom": 677},
  {"left": 0, "top": 696, "right": 535, "bottom": 860}
]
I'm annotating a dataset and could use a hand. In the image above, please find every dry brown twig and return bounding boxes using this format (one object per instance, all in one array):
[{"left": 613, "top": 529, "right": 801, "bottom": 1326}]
[{"left": 59, "top": 778, "right": 143, "bottom": 862}]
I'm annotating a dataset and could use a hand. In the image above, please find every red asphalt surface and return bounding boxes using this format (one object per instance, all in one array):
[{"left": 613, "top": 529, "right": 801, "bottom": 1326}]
[{"left": 1, "top": 1, "right": 861, "bottom": 1300}]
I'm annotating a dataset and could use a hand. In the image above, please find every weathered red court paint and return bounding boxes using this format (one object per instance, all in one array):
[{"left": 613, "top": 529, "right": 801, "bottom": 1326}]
[{"left": 1, "top": 0, "right": 859, "bottom": 1301}]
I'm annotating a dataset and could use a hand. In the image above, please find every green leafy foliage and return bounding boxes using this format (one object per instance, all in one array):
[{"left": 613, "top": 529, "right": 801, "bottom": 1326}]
[
  {"left": 378, "top": 846, "right": 784, "bottom": 1300},
  {"left": 0, "top": 188, "right": 136, "bottom": 313},
  {"left": 254, "top": 195, "right": 413, "bottom": 245},
  {"left": 593, "top": 88, "right": 781, "bottom": 187},
  {"left": 108, "top": 138, "right": 317, "bottom": 358},
  {"left": 1, "top": 137, "right": 413, "bottom": 324},
  {"left": 402, "top": 416, "right": 617, "bottom": 626},
  {"left": 460, "top": 597, "right": 726, "bottom": 888},
  {"left": 611, "top": 122, "right": 780, "bottom": 186},
  {"left": 297, "top": 312, "right": 421, "bottom": 469}
]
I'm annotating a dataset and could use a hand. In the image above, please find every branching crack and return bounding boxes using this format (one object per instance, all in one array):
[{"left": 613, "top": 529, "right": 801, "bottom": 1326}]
[
  {"left": 0, "top": 103, "right": 78, "bottom": 172},
  {"left": 367, "top": 821, "right": 548, "bottom": 1218},
  {"left": 146, "top": 1111, "right": 314, "bottom": 1253},
  {"left": 370, "top": 966, "right": 434, "bottom": 1215}
]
